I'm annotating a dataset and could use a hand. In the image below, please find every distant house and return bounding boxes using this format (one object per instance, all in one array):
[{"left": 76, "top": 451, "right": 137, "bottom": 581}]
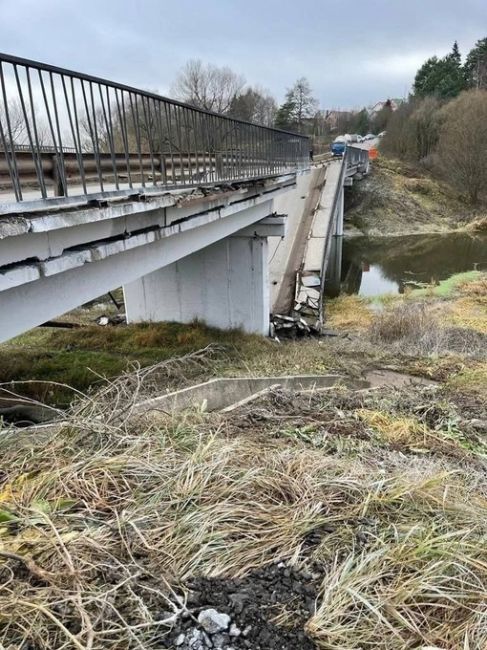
[
  {"left": 324, "top": 109, "right": 355, "bottom": 132},
  {"left": 367, "top": 99, "right": 402, "bottom": 117}
]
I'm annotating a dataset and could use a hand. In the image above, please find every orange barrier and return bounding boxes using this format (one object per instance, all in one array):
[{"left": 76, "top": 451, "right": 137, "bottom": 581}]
[{"left": 369, "top": 148, "right": 379, "bottom": 160}]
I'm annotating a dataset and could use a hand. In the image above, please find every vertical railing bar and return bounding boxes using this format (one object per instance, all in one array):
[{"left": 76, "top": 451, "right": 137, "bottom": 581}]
[
  {"left": 105, "top": 85, "right": 120, "bottom": 189},
  {"left": 98, "top": 84, "right": 119, "bottom": 189},
  {"left": 173, "top": 105, "right": 185, "bottom": 185},
  {"left": 236, "top": 122, "right": 242, "bottom": 179},
  {"left": 128, "top": 92, "right": 145, "bottom": 188},
  {"left": 79, "top": 77, "right": 101, "bottom": 191},
  {"left": 69, "top": 76, "right": 87, "bottom": 194},
  {"left": 164, "top": 102, "right": 176, "bottom": 186},
  {"left": 49, "top": 71, "right": 68, "bottom": 196},
  {"left": 182, "top": 107, "right": 194, "bottom": 185},
  {"left": 229, "top": 121, "right": 237, "bottom": 180},
  {"left": 26, "top": 66, "right": 48, "bottom": 197},
  {"left": 0, "top": 112, "right": 20, "bottom": 200},
  {"left": 116, "top": 89, "right": 132, "bottom": 188},
  {"left": 200, "top": 111, "right": 209, "bottom": 181},
  {"left": 0, "top": 61, "right": 22, "bottom": 200},
  {"left": 190, "top": 109, "right": 199, "bottom": 184},
  {"left": 88, "top": 81, "right": 104, "bottom": 192},
  {"left": 140, "top": 94, "right": 156, "bottom": 186},
  {"left": 37, "top": 69, "right": 61, "bottom": 197},
  {"left": 155, "top": 98, "right": 166, "bottom": 185},
  {"left": 14, "top": 64, "right": 46, "bottom": 198}
]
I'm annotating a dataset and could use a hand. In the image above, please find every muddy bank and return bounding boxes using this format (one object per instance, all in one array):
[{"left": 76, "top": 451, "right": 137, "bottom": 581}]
[{"left": 344, "top": 157, "right": 484, "bottom": 237}]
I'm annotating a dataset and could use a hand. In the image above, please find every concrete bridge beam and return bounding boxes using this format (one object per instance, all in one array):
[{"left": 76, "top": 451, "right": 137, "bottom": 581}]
[{"left": 124, "top": 216, "right": 285, "bottom": 335}]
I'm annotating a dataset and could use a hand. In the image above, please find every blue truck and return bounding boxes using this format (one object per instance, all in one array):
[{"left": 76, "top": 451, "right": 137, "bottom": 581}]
[{"left": 331, "top": 137, "right": 347, "bottom": 157}]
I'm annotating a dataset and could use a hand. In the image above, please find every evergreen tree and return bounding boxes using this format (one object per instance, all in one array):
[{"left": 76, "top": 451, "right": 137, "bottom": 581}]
[
  {"left": 274, "top": 99, "right": 297, "bottom": 130},
  {"left": 354, "top": 108, "right": 369, "bottom": 135},
  {"left": 413, "top": 43, "right": 466, "bottom": 99},
  {"left": 452, "top": 40, "right": 461, "bottom": 65},
  {"left": 465, "top": 37, "right": 487, "bottom": 89}
]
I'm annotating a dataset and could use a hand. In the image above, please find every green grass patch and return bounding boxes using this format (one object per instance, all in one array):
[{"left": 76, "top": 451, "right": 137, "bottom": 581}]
[
  {"left": 410, "top": 270, "right": 482, "bottom": 298},
  {"left": 0, "top": 321, "right": 267, "bottom": 406}
]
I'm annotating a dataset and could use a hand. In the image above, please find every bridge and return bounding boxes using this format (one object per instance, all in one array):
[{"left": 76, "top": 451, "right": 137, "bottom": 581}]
[{"left": 0, "top": 53, "right": 368, "bottom": 342}]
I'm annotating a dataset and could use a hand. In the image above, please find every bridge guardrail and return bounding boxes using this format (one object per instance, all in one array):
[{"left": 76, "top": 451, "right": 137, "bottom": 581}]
[
  {"left": 0, "top": 53, "right": 310, "bottom": 207},
  {"left": 346, "top": 145, "right": 369, "bottom": 170}
]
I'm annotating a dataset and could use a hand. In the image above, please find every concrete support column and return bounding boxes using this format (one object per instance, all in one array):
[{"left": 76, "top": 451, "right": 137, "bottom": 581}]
[{"left": 124, "top": 234, "right": 271, "bottom": 335}]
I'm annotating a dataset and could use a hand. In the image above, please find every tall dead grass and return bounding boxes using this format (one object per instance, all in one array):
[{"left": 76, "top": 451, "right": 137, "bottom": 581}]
[
  {"left": 0, "top": 362, "right": 486, "bottom": 648},
  {"left": 369, "top": 301, "right": 486, "bottom": 357}
]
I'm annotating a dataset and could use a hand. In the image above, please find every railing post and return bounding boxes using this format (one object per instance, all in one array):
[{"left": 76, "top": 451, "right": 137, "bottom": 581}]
[{"left": 0, "top": 51, "right": 311, "bottom": 208}]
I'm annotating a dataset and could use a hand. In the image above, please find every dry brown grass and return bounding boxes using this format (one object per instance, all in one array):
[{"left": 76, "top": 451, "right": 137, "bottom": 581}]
[
  {"left": 369, "top": 301, "right": 436, "bottom": 343},
  {"left": 326, "top": 295, "right": 374, "bottom": 330},
  {"left": 466, "top": 215, "right": 487, "bottom": 232},
  {"left": 0, "top": 363, "right": 486, "bottom": 649}
]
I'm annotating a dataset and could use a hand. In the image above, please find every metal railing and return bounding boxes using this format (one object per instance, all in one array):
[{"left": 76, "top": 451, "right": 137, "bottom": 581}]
[
  {"left": 0, "top": 53, "right": 310, "bottom": 207},
  {"left": 346, "top": 145, "right": 369, "bottom": 170}
]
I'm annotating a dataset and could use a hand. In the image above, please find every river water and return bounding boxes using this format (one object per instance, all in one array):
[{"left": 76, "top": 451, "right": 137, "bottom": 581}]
[{"left": 326, "top": 232, "right": 487, "bottom": 297}]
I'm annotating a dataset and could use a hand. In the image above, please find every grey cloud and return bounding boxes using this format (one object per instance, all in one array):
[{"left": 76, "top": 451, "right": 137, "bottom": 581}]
[{"left": 0, "top": 0, "right": 485, "bottom": 107}]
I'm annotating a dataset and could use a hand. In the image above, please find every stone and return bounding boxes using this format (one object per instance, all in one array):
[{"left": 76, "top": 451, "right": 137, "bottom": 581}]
[
  {"left": 211, "top": 632, "right": 229, "bottom": 648},
  {"left": 229, "top": 623, "right": 241, "bottom": 637},
  {"left": 175, "top": 633, "right": 186, "bottom": 646},
  {"left": 185, "top": 628, "right": 204, "bottom": 649},
  {"left": 197, "top": 608, "right": 231, "bottom": 634}
]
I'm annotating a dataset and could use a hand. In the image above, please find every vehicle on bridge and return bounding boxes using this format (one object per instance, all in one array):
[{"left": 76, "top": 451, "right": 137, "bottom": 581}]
[{"left": 331, "top": 136, "right": 347, "bottom": 157}]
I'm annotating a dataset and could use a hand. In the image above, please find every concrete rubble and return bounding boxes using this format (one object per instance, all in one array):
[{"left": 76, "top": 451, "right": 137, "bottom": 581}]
[{"left": 174, "top": 608, "right": 243, "bottom": 650}]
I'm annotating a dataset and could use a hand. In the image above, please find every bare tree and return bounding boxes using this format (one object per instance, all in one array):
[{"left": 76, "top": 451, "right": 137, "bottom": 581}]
[
  {"left": 0, "top": 98, "right": 51, "bottom": 149},
  {"left": 171, "top": 59, "right": 245, "bottom": 114},
  {"left": 436, "top": 89, "right": 487, "bottom": 203},
  {"left": 0, "top": 99, "right": 28, "bottom": 145},
  {"left": 275, "top": 77, "right": 318, "bottom": 132}
]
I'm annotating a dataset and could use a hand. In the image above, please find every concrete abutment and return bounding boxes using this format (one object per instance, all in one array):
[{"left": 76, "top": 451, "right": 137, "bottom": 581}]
[{"left": 124, "top": 215, "right": 286, "bottom": 335}]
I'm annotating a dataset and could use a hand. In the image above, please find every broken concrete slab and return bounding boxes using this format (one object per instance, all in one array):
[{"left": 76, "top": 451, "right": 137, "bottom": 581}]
[{"left": 134, "top": 375, "right": 368, "bottom": 414}]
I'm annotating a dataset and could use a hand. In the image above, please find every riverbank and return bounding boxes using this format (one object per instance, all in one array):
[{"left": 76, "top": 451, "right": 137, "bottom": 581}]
[
  {"left": 344, "top": 156, "right": 487, "bottom": 236},
  {"left": 0, "top": 273, "right": 486, "bottom": 648},
  {"left": 1, "top": 272, "right": 486, "bottom": 406}
]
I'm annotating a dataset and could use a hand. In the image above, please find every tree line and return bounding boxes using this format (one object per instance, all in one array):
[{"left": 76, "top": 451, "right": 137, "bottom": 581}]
[
  {"left": 381, "top": 37, "right": 487, "bottom": 203},
  {"left": 171, "top": 59, "right": 321, "bottom": 134}
]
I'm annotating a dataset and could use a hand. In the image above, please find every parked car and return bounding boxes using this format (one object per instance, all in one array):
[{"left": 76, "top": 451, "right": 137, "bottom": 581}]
[
  {"left": 378, "top": 131, "right": 386, "bottom": 138},
  {"left": 331, "top": 136, "right": 347, "bottom": 157},
  {"left": 364, "top": 133, "right": 376, "bottom": 141}
]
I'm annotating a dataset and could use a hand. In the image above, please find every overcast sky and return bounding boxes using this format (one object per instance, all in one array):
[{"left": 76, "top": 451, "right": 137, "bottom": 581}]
[{"left": 1, "top": 0, "right": 485, "bottom": 109}]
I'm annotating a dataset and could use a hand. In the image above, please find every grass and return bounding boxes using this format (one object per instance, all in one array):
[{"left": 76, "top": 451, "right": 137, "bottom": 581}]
[
  {"left": 410, "top": 270, "right": 483, "bottom": 298},
  {"left": 0, "top": 368, "right": 486, "bottom": 649},
  {"left": 325, "top": 295, "right": 374, "bottom": 330},
  {"left": 346, "top": 156, "right": 478, "bottom": 236},
  {"left": 0, "top": 321, "right": 270, "bottom": 405},
  {"left": 1, "top": 272, "right": 485, "bottom": 407},
  {"left": 0, "top": 270, "right": 485, "bottom": 647}
]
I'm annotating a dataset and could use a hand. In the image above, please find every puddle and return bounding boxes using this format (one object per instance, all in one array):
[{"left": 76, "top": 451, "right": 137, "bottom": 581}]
[
  {"left": 364, "top": 369, "right": 437, "bottom": 389},
  {"left": 325, "top": 232, "right": 487, "bottom": 297}
]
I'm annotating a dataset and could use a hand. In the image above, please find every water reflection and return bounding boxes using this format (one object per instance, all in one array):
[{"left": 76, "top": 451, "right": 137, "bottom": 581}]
[{"left": 325, "top": 232, "right": 487, "bottom": 297}]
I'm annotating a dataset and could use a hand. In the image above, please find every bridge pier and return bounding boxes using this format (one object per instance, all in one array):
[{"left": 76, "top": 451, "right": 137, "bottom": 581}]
[{"left": 124, "top": 216, "right": 285, "bottom": 335}]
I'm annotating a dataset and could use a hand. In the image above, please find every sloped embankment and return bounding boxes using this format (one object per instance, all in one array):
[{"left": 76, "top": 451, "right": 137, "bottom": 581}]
[{"left": 345, "top": 157, "right": 483, "bottom": 236}]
